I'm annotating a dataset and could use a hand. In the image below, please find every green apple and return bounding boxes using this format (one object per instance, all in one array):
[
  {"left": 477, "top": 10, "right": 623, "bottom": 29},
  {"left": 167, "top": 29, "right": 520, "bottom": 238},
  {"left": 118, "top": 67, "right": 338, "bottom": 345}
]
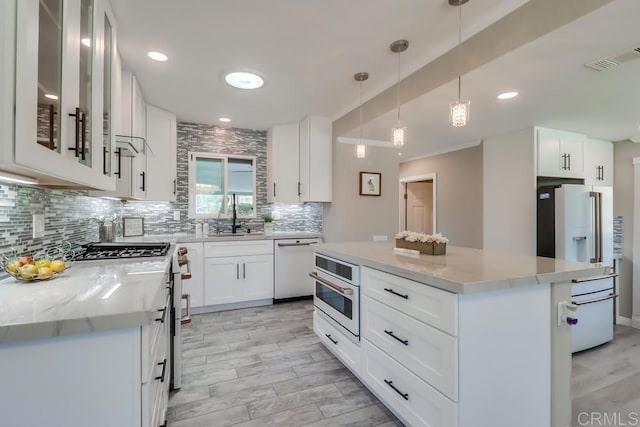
[
  {"left": 5, "top": 262, "right": 18, "bottom": 274},
  {"left": 35, "top": 259, "right": 51, "bottom": 269},
  {"left": 20, "top": 264, "right": 39, "bottom": 280}
]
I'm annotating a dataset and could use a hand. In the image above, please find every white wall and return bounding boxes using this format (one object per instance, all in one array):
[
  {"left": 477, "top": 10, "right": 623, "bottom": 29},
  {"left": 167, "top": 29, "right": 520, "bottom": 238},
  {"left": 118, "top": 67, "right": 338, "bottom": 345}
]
[
  {"left": 482, "top": 127, "right": 537, "bottom": 255},
  {"left": 323, "top": 142, "right": 400, "bottom": 243}
]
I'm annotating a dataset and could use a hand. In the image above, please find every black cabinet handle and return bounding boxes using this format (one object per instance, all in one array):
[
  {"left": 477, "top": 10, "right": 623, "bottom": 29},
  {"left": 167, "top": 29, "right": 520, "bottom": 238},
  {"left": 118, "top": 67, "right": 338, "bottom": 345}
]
[
  {"left": 273, "top": 182, "right": 276, "bottom": 198},
  {"left": 243, "top": 263, "right": 246, "bottom": 279},
  {"left": 173, "top": 178, "right": 177, "bottom": 195},
  {"left": 298, "top": 181, "right": 301, "bottom": 196},
  {"left": 236, "top": 263, "right": 239, "bottom": 280},
  {"left": 384, "top": 379, "right": 409, "bottom": 400},
  {"left": 80, "top": 112, "right": 86, "bottom": 161},
  {"left": 115, "top": 148, "right": 122, "bottom": 178},
  {"left": 384, "top": 330, "right": 409, "bottom": 346},
  {"left": 68, "top": 107, "right": 80, "bottom": 157},
  {"left": 155, "top": 358, "right": 167, "bottom": 382},
  {"left": 567, "top": 153, "right": 571, "bottom": 171},
  {"left": 140, "top": 171, "right": 145, "bottom": 191},
  {"left": 103, "top": 147, "right": 108, "bottom": 175},
  {"left": 325, "top": 333, "right": 338, "bottom": 345},
  {"left": 384, "top": 288, "right": 409, "bottom": 300},
  {"left": 155, "top": 307, "right": 166, "bottom": 323}
]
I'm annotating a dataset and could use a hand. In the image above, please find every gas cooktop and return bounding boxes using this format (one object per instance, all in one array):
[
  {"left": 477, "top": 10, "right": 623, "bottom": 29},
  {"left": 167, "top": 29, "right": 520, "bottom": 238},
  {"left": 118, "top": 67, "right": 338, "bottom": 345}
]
[{"left": 74, "top": 242, "right": 171, "bottom": 261}]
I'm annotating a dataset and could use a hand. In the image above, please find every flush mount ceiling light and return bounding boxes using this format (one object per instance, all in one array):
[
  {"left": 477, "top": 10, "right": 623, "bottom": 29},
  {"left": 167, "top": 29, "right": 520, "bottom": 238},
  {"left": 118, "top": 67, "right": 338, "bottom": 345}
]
[
  {"left": 218, "top": 117, "right": 231, "bottom": 123},
  {"left": 390, "top": 39, "right": 409, "bottom": 147},
  {"left": 44, "top": 94, "right": 58, "bottom": 100},
  {"left": 81, "top": 38, "right": 91, "bottom": 47},
  {"left": 449, "top": 0, "right": 470, "bottom": 128},
  {"left": 497, "top": 91, "right": 519, "bottom": 100},
  {"left": 354, "top": 71, "right": 369, "bottom": 159},
  {"left": 224, "top": 72, "right": 264, "bottom": 90},
  {"left": 147, "top": 51, "right": 168, "bottom": 62}
]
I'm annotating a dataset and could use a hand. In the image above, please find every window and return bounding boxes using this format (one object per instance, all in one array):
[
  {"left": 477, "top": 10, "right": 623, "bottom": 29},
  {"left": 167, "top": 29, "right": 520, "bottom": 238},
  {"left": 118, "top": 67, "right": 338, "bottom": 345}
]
[{"left": 188, "top": 152, "right": 256, "bottom": 218}]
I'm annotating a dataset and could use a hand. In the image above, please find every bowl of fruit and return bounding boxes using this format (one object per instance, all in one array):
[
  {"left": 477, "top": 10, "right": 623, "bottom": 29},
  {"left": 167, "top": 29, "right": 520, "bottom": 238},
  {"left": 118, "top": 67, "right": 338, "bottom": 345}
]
[{"left": 2, "top": 246, "right": 72, "bottom": 282}]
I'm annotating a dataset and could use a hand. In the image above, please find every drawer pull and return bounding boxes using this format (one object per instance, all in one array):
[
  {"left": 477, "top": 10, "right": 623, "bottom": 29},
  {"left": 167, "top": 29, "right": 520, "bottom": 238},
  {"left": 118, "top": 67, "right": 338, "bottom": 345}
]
[
  {"left": 384, "top": 330, "right": 409, "bottom": 346},
  {"left": 384, "top": 379, "right": 409, "bottom": 401},
  {"left": 155, "top": 307, "right": 166, "bottom": 323},
  {"left": 325, "top": 333, "right": 338, "bottom": 345},
  {"left": 155, "top": 358, "right": 167, "bottom": 382},
  {"left": 384, "top": 288, "right": 409, "bottom": 299}
]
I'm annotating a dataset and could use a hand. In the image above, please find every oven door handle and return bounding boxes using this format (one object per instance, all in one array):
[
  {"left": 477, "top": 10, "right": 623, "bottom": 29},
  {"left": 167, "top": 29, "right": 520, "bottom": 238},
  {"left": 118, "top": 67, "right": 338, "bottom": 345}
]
[
  {"left": 572, "top": 293, "right": 618, "bottom": 306},
  {"left": 181, "top": 294, "right": 191, "bottom": 325},
  {"left": 309, "top": 272, "right": 354, "bottom": 296}
]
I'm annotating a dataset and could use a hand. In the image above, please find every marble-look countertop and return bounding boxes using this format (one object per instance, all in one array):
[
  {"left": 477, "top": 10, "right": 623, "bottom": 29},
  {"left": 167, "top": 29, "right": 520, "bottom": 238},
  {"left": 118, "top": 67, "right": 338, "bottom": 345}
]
[
  {"left": 119, "top": 232, "right": 322, "bottom": 244},
  {"left": 316, "top": 241, "right": 610, "bottom": 294},
  {"left": 0, "top": 257, "right": 171, "bottom": 344}
]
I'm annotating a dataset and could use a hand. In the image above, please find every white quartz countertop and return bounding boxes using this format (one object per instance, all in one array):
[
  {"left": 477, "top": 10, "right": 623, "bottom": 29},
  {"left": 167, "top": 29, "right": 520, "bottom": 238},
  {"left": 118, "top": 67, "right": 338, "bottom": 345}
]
[
  {"left": 0, "top": 257, "right": 171, "bottom": 344},
  {"left": 316, "top": 241, "right": 610, "bottom": 294},
  {"left": 120, "top": 232, "right": 322, "bottom": 244}
]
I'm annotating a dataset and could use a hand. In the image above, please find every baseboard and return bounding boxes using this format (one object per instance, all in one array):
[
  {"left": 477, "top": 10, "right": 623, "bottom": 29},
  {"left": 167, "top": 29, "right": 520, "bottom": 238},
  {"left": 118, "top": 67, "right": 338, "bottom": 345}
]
[
  {"left": 632, "top": 316, "right": 640, "bottom": 329},
  {"left": 191, "top": 299, "right": 272, "bottom": 315},
  {"left": 616, "top": 316, "right": 632, "bottom": 326},
  {"left": 273, "top": 295, "right": 312, "bottom": 304}
]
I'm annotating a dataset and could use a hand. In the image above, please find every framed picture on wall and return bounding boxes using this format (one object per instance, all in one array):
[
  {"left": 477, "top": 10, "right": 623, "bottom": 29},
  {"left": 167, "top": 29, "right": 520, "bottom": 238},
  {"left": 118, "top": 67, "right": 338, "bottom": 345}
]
[{"left": 359, "top": 172, "right": 381, "bottom": 196}]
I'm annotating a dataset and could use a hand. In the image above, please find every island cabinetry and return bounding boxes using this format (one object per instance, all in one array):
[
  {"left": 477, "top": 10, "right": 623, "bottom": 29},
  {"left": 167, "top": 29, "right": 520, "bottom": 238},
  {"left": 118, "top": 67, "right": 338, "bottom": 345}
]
[
  {"left": 313, "top": 310, "right": 360, "bottom": 373},
  {"left": 357, "top": 266, "right": 551, "bottom": 427},
  {"left": 203, "top": 240, "right": 273, "bottom": 307},
  {"left": 536, "top": 127, "right": 586, "bottom": 179}
]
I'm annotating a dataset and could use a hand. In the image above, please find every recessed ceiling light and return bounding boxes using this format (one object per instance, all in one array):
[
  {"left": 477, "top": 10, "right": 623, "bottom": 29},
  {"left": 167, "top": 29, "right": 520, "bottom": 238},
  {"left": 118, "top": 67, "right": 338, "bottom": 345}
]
[
  {"left": 44, "top": 94, "right": 58, "bottom": 100},
  {"left": 81, "top": 38, "right": 91, "bottom": 47},
  {"left": 224, "top": 72, "right": 264, "bottom": 90},
  {"left": 147, "top": 51, "right": 168, "bottom": 62},
  {"left": 497, "top": 91, "right": 519, "bottom": 100},
  {"left": 219, "top": 117, "right": 231, "bottom": 123}
]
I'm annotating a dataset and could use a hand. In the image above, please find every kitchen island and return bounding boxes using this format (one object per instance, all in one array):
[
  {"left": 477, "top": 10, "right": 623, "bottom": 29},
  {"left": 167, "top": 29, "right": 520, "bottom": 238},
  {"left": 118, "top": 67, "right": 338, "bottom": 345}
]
[
  {"left": 0, "top": 256, "right": 173, "bottom": 427},
  {"left": 313, "top": 241, "right": 607, "bottom": 427}
]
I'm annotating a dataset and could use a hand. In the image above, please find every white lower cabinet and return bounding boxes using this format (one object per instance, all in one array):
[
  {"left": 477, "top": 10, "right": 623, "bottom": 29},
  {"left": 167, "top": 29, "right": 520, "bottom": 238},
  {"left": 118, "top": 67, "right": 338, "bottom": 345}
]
[
  {"left": 203, "top": 240, "right": 273, "bottom": 308},
  {"left": 361, "top": 340, "right": 458, "bottom": 427},
  {"left": 361, "top": 295, "right": 458, "bottom": 401},
  {"left": 313, "top": 310, "right": 360, "bottom": 374}
]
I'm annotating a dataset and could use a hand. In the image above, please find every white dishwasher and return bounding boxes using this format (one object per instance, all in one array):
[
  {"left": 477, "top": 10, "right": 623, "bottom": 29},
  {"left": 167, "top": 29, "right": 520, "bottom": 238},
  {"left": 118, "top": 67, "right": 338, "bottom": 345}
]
[{"left": 274, "top": 237, "right": 321, "bottom": 302}]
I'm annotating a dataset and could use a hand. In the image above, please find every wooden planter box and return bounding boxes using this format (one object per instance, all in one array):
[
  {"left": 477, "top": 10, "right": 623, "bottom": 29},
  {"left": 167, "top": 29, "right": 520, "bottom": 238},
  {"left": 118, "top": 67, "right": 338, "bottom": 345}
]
[{"left": 395, "top": 239, "right": 446, "bottom": 255}]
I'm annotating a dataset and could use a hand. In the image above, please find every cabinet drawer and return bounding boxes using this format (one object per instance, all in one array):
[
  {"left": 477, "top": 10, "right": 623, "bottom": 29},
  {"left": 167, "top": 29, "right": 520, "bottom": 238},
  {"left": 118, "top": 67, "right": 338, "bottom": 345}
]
[
  {"left": 142, "top": 294, "right": 170, "bottom": 383},
  {"left": 204, "top": 240, "right": 273, "bottom": 257},
  {"left": 362, "top": 296, "right": 458, "bottom": 401},
  {"left": 361, "top": 340, "right": 458, "bottom": 427},
  {"left": 313, "top": 310, "right": 360, "bottom": 374},
  {"left": 362, "top": 267, "right": 458, "bottom": 336}
]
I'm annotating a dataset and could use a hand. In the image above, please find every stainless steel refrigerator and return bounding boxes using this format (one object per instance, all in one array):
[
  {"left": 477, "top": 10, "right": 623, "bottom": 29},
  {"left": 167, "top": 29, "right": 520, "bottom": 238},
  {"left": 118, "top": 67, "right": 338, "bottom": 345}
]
[{"left": 537, "top": 184, "right": 617, "bottom": 352}]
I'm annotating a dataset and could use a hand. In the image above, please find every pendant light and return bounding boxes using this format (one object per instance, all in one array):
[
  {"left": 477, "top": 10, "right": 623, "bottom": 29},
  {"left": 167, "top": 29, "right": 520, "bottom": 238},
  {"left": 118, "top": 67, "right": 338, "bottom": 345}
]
[
  {"left": 354, "top": 72, "right": 369, "bottom": 158},
  {"left": 449, "top": 0, "right": 470, "bottom": 128},
  {"left": 390, "top": 40, "right": 408, "bottom": 147}
]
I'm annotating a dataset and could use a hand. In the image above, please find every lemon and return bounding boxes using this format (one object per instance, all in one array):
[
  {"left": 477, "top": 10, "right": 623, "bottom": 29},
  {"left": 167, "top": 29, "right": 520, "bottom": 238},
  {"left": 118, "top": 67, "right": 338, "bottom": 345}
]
[{"left": 50, "top": 260, "right": 66, "bottom": 273}]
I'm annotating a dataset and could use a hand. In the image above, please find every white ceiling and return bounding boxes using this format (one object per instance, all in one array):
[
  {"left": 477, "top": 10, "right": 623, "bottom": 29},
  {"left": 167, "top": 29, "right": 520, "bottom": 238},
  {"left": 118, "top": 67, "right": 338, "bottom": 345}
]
[
  {"left": 343, "top": 0, "right": 640, "bottom": 160},
  {"left": 110, "top": 0, "right": 640, "bottom": 161},
  {"left": 109, "top": 0, "right": 528, "bottom": 130}
]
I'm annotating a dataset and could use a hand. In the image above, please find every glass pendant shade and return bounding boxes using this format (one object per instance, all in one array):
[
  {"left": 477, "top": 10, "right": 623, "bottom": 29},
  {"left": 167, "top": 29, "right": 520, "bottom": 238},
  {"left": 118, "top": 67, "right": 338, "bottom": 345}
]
[
  {"left": 392, "top": 126, "right": 406, "bottom": 147},
  {"left": 356, "top": 144, "right": 366, "bottom": 158},
  {"left": 449, "top": 100, "right": 470, "bottom": 128}
]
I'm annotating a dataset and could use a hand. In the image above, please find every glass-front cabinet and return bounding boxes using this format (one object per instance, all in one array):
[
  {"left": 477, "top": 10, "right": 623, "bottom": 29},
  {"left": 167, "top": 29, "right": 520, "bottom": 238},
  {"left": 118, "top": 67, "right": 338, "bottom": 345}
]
[{"left": 11, "top": 0, "right": 116, "bottom": 190}]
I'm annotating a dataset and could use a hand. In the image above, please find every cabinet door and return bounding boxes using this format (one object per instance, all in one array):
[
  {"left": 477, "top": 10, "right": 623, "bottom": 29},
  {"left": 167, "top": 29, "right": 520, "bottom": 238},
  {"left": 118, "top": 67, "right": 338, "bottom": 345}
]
[
  {"left": 242, "top": 254, "right": 274, "bottom": 301},
  {"left": 299, "top": 116, "right": 332, "bottom": 202},
  {"left": 561, "top": 134, "right": 584, "bottom": 178},
  {"left": 204, "top": 256, "right": 243, "bottom": 305},
  {"left": 268, "top": 122, "right": 300, "bottom": 202},
  {"left": 181, "top": 243, "right": 204, "bottom": 308},
  {"left": 145, "top": 105, "right": 177, "bottom": 201},
  {"left": 536, "top": 128, "right": 585, "bottom": 179},
  {"left": 584, "top": 138, "right": 613, "bottom": 186}
]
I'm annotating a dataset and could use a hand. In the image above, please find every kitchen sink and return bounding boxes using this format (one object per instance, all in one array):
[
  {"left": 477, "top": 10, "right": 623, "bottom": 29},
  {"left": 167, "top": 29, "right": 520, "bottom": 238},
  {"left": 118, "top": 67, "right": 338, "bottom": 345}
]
[{"left": 208, "top": 231, "right": 265, "bottom": 237}]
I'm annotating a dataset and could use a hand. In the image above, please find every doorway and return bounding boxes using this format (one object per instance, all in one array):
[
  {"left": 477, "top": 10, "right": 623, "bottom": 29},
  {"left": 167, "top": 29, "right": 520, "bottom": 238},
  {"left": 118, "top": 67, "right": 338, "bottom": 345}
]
[{"left": 399, "top": 174, "right": 436, "bottom": 233}]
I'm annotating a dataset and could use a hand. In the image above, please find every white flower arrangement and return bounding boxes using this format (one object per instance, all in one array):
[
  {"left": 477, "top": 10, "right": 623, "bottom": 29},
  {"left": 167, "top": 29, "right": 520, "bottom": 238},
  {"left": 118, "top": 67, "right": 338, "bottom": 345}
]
[{"left": 395, "top": 231, "right": 449, "bottom": 244}]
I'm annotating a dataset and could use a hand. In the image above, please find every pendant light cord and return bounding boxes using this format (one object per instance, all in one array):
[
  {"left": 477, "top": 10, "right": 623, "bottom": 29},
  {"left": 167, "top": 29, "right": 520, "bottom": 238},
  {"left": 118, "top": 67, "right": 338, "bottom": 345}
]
[
  {"left": 457, "top": 1, "right": 463, "bottom": 101},
  {"left": 359, "top": 80, "right": 363, "bottom": 142},
  {"left": 396, "top": 51, "right": 401, "bottom": 123}
]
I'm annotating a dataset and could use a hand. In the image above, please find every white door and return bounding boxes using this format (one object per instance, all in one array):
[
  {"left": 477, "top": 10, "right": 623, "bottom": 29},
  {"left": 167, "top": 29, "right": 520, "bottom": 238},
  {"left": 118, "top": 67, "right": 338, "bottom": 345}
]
[
  {"left": 204, "top": 256, "right": 242, "bottom": 305},
  {"left": 406, "top": 180, "right": 433, "bottom": 234},
  {"left": 243, "top": 254, "right": 274, "bottom": 301},
  {"left": 145, "top": 105, "right": 177, "bottom": 201}
]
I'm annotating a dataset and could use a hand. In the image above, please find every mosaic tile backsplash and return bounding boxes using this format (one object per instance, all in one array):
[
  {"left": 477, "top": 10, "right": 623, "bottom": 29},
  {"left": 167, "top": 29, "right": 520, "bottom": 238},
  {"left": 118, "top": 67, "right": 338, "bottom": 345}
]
[{"left": 0, "top": 122, "right": 322, "bottom": 265}]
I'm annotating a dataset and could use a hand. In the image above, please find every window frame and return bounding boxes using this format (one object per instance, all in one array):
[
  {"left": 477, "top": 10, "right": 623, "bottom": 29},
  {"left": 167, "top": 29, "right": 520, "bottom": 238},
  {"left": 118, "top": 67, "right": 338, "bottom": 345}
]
[{"left": 188, "top": 151, "right": 257, "bottom": 219}]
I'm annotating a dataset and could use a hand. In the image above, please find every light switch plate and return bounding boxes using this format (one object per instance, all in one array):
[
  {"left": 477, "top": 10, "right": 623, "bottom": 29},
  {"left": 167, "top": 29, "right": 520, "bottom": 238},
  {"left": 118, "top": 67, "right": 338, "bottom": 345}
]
[{"left": 32, "top": 214, "right": 45, "bottom": 238}]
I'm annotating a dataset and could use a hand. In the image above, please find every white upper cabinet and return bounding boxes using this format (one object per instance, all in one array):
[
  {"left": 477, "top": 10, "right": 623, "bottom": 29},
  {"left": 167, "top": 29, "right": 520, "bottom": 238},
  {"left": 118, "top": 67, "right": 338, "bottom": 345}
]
[
  {"left": 268, "top": 116, "right": 332, "bottom": 203},
  {"left": 3, "top": 0, "right": 115, "bottom": 190},
  {"left": 145, "top": 104, "right": 177, "bottom": 201},
  {"left": 299, "top": 116, "right": 332, "bottom": 202},
  {"left": 536, "top": 127, "right": 586, "bottom": 179},
  {"left": 267, "top": 122, "right": 300, "bottom": 203},
  {"left": 583, "top": 138, "right": 613, "bottom": 187}
]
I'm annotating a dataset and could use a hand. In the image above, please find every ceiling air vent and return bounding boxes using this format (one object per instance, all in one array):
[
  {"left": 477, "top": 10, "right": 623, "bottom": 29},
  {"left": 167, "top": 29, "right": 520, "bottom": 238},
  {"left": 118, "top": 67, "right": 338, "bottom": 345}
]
[{"left": 584, "top": 45, "right": 640, "bottom": 71}]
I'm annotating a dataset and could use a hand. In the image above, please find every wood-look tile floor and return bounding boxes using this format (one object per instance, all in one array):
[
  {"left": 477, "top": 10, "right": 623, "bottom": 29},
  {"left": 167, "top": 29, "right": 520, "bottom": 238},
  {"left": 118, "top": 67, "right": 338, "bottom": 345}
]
[
  {"left": 167, "top": 300, "right": 403, "bottom": 427},
  {"left": 571, "top": 324, "right": 640, "bottom": 426}
]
